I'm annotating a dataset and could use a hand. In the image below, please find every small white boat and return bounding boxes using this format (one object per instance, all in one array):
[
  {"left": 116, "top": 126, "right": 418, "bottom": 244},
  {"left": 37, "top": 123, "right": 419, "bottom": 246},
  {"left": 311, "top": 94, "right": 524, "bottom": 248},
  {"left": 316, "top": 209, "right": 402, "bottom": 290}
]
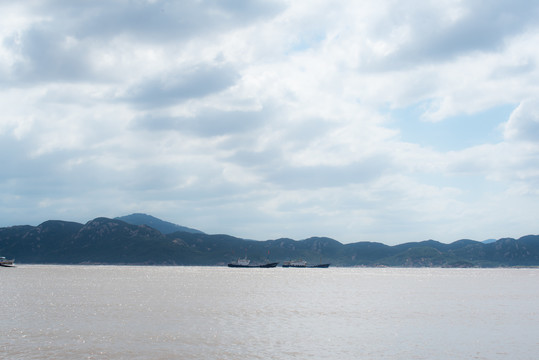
[{"left": 0, "top": 257, "right": 15, "bottom": 267}]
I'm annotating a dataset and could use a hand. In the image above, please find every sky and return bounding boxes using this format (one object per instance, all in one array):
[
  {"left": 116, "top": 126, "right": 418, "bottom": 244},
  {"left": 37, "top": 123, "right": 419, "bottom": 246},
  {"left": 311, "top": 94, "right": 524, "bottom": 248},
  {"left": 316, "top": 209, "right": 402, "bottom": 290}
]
[{"left": 1, "top": 0, "right": 539, "bottom": 245}]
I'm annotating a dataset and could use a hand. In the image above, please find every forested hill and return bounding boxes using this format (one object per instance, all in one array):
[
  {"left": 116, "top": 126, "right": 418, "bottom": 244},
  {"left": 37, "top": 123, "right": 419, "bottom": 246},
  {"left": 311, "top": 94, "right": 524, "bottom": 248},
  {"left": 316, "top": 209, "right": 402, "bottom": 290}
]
[
  {"left": 115, "top": 213, "right": 204, "bottom": 235},
  {"left": 1, "top": 216, "right": 539, "bottom": 267}
]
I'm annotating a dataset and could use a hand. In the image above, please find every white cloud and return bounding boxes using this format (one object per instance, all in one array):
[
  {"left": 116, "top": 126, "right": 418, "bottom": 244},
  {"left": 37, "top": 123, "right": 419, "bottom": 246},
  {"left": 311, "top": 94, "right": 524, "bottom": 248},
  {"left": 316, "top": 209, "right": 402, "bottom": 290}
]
[{"left": 504, "top": 99, "right": 539, "bottom": 142}]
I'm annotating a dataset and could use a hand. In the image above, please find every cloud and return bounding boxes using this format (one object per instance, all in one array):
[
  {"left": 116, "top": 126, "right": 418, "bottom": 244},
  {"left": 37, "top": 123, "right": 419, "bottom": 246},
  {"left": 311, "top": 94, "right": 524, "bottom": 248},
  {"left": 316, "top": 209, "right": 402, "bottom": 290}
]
[
  {"left": 28, "top": 0, "right": 284, "bottom": 42},
  {"left": 359, "top": 0, "right": 539, "bottom": 70},
  {"left": 264, "top": 155, "right": 392, "bottom": 189},
  {"left": 122, "top": 64, "right": 240, "bottom": 108},
  {"left": 3, "top": 26, "right": 95, "bottom": 83},
  {"left": 504, "top": 99, "right": 539, "bottom": 142},
  {"left": 131, "top": 106, "right": 269, "bottom": 136},
  {"left": 1, "top": 0, "right": 283, "bottom": 85}
]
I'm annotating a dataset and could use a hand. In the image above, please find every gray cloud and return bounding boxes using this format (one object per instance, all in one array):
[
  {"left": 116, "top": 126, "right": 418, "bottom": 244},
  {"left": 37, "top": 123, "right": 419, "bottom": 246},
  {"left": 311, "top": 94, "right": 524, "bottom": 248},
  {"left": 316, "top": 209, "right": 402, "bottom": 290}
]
[
  {"left": 4, "top": 26, "right": 95, "bottom": 84},
  {"left": 122, "top": 65, "right": 240, "bottom": 108},
  {"left": 2, "top": 0, "right": 283, "bottom": 85},
  {"left": 33, "top": 0, "right": 284, "bottom": 42},
  {"left": 491, "top": 59, "right": 536, "bottom": 79},
  {"left": 226, "top": 148, "right": 283, "bottom": 169},
  {"left": 265, "top": 154, "right": 392, "bottom": 189},
  {"left": 0, "top": 135, "right": 88, "bottom": 198},
  {"left": 131, "top": 107, "right": 268, "bottom": 137},
  {"left": 363, "top": 0, "right": 539, "bottom": 71}
]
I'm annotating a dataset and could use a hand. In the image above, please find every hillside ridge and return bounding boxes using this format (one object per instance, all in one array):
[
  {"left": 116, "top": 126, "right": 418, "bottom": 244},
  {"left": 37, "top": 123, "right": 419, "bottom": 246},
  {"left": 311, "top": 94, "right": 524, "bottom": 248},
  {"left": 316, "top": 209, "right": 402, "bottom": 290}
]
[{"left": 1, "top": 216, "right": 538, "bottom": 267}]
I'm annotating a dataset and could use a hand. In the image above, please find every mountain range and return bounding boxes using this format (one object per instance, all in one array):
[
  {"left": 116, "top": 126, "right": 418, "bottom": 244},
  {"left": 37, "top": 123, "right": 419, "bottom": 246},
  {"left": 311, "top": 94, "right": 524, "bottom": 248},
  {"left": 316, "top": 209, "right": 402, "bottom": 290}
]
[{"left": 1, "top": 214, "right": 539, "bottom": 267}]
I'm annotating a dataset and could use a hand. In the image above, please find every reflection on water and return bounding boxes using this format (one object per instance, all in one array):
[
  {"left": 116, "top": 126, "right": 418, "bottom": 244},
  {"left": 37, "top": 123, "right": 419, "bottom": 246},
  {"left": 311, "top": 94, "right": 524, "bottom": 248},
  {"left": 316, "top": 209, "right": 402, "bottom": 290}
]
[{"left": 1, "top": 266, "right": 538, "bottom": 359}]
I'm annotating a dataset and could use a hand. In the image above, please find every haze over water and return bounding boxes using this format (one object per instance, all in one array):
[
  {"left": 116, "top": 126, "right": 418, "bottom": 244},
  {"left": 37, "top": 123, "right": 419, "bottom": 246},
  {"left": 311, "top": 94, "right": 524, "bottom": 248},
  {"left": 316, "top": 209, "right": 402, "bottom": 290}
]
[{"left": 2, "top": 266, "right": 538, "bottom": 359}]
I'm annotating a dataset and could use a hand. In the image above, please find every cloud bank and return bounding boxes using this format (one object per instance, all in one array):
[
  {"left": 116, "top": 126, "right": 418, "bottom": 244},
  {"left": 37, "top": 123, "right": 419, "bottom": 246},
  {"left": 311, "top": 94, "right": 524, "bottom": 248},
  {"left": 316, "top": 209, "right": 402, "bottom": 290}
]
[{"left": 1, "top": 0, "right": 539, "bottom": 244}]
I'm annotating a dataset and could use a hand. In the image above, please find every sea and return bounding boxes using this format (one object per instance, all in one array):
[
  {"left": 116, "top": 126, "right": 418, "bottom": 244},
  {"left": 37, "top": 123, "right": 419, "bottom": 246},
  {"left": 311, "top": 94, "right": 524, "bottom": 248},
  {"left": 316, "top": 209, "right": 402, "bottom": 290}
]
[{"left": 1, "top": 266, "right": 538, "bottom": 360}]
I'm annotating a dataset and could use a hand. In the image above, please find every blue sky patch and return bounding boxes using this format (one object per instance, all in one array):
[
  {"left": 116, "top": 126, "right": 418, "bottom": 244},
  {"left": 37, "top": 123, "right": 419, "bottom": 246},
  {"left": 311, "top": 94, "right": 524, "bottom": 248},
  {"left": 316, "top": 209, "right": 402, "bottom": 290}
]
[{"left": 391, "top": 104, "right": 516, "bottom": 151}]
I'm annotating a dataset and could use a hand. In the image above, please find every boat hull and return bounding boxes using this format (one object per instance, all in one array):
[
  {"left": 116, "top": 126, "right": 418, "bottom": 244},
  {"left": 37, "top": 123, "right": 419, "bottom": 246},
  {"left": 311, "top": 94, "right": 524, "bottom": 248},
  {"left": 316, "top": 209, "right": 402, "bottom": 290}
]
[
  {"left": 228, "top": 262, "right": 279, "bottom": 268},
  {"left": 282, "top": 264, "right": 330, "bottom": 268}
]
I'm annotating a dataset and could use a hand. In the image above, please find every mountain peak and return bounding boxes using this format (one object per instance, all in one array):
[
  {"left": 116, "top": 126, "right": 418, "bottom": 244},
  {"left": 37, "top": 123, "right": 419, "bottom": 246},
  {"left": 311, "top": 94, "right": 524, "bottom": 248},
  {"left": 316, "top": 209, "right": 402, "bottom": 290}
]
[{"left": 115, "top": 213, "right": 204, "bottom": 235}]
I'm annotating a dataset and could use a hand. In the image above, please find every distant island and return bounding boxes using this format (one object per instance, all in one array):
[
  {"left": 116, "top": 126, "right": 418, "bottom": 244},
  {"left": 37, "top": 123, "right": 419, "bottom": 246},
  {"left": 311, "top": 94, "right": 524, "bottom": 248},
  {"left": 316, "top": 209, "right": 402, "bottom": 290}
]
[{"left": 1, "top": 213, "right": 538, "bottom": 267}]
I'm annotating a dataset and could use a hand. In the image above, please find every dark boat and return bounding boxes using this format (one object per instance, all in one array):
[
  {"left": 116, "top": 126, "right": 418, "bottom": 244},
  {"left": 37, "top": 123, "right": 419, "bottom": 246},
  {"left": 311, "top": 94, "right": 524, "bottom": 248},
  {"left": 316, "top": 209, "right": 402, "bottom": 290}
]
[
  {"left": 228, "top": 258, "right": 278, "bottom": 268},
  {"left": 308, "top": 263, "right": 330, "bottom": 268},
  {"left": 282, "top": 259, "right": 330, "bottom": 268}
]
